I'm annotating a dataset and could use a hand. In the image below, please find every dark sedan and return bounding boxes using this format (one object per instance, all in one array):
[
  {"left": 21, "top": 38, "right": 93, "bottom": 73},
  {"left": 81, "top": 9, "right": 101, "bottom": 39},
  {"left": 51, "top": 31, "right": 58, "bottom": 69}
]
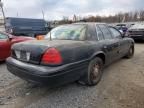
[{"left": 6, "top": 23, "right": 134, "bottom": 86}]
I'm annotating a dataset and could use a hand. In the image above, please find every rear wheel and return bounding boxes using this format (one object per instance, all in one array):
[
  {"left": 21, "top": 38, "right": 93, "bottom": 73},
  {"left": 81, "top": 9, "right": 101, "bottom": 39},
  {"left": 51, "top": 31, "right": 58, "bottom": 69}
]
[
  {"left": 125, "top": 46, "right": 134, "bottom": 58},
  {"left": 79, "top": 57, "right": 104, "bottom": 86}
]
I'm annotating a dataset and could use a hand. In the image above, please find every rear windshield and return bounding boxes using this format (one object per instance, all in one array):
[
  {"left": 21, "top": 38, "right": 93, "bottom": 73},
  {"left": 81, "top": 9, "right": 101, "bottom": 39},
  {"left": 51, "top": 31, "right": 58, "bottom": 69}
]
[{"left": 45, "top": 25, "right": 87, "bottom": 41}]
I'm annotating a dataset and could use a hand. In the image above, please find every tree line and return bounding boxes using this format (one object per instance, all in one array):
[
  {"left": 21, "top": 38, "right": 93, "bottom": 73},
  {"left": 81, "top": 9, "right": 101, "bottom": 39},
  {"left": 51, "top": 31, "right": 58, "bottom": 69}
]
[{"left": 58, "top": 10, "right": 144, "bottom": 24}]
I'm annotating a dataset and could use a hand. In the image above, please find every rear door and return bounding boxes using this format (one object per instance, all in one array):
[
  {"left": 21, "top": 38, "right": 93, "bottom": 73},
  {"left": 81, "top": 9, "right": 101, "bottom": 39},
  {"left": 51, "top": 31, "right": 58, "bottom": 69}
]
[
  {"left": 97, "top": 24, "right": 120, "bottom": 64},
  {"left": 0, "top": 33, "right": 11, "bottom": 60}
]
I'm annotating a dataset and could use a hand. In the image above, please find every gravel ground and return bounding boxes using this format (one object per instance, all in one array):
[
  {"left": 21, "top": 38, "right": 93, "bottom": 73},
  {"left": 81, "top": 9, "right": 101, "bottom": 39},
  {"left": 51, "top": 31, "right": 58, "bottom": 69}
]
[{"left": 0, "top": 43, "right": 144, "bottom": 108}]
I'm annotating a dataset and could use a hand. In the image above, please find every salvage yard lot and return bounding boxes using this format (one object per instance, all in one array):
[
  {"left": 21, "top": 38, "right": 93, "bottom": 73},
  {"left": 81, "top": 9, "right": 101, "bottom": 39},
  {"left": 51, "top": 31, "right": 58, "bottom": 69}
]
[{"left": 0, "top": 43, "right": 144, "bottom": 108}]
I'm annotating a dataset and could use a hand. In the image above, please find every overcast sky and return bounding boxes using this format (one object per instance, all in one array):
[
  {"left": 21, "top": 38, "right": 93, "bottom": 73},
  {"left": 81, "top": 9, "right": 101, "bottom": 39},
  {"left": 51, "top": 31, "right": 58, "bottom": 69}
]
[{"left": 2, "top": 0, "right": 144, "bottom": 20}]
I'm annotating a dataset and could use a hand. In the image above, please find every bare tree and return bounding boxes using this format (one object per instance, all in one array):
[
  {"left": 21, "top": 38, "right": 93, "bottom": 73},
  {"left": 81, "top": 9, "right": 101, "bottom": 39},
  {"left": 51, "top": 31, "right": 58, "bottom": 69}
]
[{"left": 139, "top": 10, "right": 144, "bottom": 21}]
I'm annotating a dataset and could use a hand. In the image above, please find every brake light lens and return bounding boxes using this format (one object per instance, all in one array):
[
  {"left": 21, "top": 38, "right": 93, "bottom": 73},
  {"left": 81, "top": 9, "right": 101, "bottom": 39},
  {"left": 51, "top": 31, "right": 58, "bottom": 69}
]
[{"left": 41, "top": 48, "right": 62, "bottom": 65}]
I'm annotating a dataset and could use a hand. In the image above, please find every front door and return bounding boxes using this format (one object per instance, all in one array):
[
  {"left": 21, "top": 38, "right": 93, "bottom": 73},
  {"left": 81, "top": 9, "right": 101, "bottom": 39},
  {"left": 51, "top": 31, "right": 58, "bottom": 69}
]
[{"left": 109, "top": 27, "right": 128, "bottom": 58}]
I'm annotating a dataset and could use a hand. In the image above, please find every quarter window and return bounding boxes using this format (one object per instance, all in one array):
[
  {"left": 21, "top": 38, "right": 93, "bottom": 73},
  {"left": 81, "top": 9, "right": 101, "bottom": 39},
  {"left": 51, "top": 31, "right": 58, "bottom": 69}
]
[{"left": 98, "top": 25, "right": 112, "bottom": 39}]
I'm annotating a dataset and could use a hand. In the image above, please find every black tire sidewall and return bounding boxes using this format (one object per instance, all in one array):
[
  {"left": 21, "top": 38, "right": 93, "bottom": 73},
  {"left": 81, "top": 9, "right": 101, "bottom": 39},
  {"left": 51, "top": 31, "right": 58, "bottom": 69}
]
[
  {"left": 127, "top": 46, "right": 134, "bottom": 58},
  {"left": 87, "top": 57, "right": 103, "bottom": 86}
]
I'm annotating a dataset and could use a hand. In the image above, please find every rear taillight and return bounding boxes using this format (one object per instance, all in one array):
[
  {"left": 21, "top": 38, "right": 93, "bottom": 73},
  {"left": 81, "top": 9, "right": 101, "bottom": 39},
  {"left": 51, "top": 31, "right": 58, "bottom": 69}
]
[{"left": 41, "top": 48, "right": 62, "bottom": 65}]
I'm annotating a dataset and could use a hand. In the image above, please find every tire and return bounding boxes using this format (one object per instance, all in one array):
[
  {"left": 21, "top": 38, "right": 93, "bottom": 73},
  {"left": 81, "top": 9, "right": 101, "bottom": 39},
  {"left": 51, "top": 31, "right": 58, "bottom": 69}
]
[
  {"left": 79, "top": 57, "right": 104, "bottom": 86},
  {"left": 125, "top": 46, "right": 134, "bottom": 59}
]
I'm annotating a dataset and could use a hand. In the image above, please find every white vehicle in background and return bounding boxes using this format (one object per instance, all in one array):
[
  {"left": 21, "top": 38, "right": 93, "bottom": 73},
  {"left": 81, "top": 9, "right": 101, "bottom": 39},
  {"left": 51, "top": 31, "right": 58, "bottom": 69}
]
[{"left": 127, "top": 23, "right": 144, "bottom": 40}]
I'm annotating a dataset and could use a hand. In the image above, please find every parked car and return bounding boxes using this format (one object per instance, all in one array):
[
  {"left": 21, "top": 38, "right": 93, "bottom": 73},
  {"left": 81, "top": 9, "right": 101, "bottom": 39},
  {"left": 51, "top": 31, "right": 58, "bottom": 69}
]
[
  {"left": 5, "top": 17, "right": 49, "bottom": 37},
  {"left": 6, "top": 23, "right": 134, "bottom": 86},
  {"left": 115, "top": 24, "right": 128, "bottom": 34},
  {"left": 0, "top": 32, "right": 34, "bottom": 61},
  {"left": 127, "top": 24, "right": 144, "bottom": 40}
]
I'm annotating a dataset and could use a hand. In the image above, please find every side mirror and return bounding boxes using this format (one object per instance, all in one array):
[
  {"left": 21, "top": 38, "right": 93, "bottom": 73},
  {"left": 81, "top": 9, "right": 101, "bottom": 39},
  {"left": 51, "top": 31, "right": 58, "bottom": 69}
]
[
  {"left": 36, "top": 35, "right": 44, "bottom": 40},
  {"left": 8, "top": 35, "right": 13, "bottom": 41}
]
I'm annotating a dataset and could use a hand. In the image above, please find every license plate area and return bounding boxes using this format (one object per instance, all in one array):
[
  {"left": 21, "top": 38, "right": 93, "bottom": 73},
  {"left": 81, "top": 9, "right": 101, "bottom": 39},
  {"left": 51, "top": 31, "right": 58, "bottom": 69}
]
[
  {"left": 15, "top": 50, "right": 30, "bottom": 61},
  {"left": 21, "top": 51, "right": 27, "bottom": 60}
]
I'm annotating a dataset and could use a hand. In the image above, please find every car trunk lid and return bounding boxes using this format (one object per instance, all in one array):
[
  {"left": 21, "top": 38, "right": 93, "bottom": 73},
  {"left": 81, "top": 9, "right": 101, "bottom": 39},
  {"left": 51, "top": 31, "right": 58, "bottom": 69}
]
[{"left": 11, "top": 40, "right": 85, "bottom": 64}]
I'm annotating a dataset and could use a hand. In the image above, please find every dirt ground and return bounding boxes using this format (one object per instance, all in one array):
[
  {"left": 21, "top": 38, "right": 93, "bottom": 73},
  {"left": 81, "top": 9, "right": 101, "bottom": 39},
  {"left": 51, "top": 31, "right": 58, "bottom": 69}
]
[{"left": 0, "top": 43, "right": 144, "bottom": 108}]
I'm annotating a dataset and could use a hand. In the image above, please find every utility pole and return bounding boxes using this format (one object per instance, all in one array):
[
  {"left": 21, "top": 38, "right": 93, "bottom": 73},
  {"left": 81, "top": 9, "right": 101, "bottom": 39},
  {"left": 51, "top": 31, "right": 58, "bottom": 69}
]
[
  {"left": 0, "top": 0, "right": 6, "bottom": 31},
  {"left": 42, "top": 10, "right": 45, "bottom": 20},
  {"left": 17, "top": 12, "right": 19, "bottom": 17}
]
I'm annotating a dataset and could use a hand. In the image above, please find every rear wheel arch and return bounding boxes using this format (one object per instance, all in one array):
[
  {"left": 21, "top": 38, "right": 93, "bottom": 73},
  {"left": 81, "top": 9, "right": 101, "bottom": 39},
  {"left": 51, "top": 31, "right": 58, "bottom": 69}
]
[{"left": 92, "top": 53, "right": 105, "bottom": 65}]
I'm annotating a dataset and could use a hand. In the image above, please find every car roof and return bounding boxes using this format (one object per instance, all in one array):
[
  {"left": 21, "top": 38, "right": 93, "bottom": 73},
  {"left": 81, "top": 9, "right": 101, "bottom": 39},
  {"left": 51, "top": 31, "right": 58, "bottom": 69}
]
[
  {"left": 55, "top": 22, "right": 107, "bottom": 28},
  {"left": 73, "top": 22, "right": 106, "bottom": 25}
]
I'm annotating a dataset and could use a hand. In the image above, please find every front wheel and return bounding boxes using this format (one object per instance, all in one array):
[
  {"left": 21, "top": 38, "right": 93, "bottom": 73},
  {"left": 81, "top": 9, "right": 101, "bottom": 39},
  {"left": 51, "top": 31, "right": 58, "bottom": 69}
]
[{"left": 125, "top": 46, "right": 134, "bottom": 58}]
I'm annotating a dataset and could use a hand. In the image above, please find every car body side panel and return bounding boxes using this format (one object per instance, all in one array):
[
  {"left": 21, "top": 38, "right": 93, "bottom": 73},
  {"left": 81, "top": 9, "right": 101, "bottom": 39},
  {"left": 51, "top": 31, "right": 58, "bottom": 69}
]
[
  {"left": 0, "top": 39, "right": 11, "bottom": 60},
  {"left": 11, "top": 37, "right": 133, "bottom": 67},
  {"left": 58, "top": 40, "right": 120, "bottom": 66},
  {"left": 10, "top": 24, "right": 134, "bottom": 65}
]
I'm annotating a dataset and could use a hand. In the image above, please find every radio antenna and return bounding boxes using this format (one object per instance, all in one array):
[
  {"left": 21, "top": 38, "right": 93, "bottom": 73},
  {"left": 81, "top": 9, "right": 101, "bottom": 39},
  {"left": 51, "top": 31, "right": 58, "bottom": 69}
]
[{"left": 50, "top": 31, "right": 52, "bottom": 41}]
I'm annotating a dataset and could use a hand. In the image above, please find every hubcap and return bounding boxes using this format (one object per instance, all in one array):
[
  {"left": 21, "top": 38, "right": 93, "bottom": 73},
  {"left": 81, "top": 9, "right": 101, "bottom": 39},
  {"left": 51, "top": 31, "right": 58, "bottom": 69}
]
[{"left": 91, "top": 64, "right": 100, "bottom": 80}]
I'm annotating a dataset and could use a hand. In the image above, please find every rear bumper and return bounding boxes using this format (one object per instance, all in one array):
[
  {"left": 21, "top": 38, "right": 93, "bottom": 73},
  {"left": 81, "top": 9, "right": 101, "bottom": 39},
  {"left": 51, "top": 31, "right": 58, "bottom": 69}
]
[{"left": 6, "top": 57, "right": 88, "bottom": 86}]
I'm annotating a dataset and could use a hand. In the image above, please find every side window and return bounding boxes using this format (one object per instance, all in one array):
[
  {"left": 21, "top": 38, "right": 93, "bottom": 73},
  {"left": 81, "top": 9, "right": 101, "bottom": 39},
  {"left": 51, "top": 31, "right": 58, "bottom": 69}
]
[
  {"left": 109, "top": 27, "right": 122, "bottom": 38},
  {"left": 96, "top": 26, "right": 104, "bottom": 40},
  {"left": 98, "top": 24, "right": 112, "bottom": 39},
  {"left": 0, "top": 33, "right": 8, "bottom": 39}
]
